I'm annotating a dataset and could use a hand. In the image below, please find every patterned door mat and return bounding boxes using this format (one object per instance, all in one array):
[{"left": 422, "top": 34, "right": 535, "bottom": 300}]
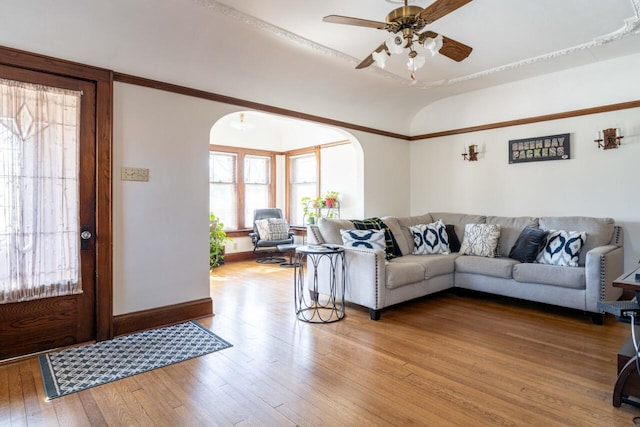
[{"left": 38, "top": 321, "right": 232, "bottom": 400}]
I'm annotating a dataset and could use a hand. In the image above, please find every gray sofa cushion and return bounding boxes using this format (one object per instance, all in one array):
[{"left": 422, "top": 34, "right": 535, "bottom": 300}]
[
  {"left": 455, "top": 256, "right": 519, "bottom": 279},
  {"left": 395, "top": 213, "right": 433, "bottom": 256},
  {"left": 513, "top": 263, "right": 586, "bottom": 289},
  {"left": 318, "top": 218, "right": 354, "bottom": 245},
  {"left": 539, "top": 217, "right": 614, "bottom": 266},
  {"left": 385, "top": 261, "right": 425, "bottom": 289},
  {"left": 392, "top": 253, "right": 457, "bottom": 280},
  {"left": 487, "top": 216, "right": 539, "bottom": 257}
]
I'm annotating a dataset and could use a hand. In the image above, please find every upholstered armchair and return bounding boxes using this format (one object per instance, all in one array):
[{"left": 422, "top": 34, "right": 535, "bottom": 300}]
[{"left": 249, "top": 208, "right": 294, "bottom": 264}]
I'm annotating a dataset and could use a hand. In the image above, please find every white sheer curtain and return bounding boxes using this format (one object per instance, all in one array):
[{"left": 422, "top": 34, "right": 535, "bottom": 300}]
[{"left": 0, "top": 78, "right": 82, "bottom": 303}]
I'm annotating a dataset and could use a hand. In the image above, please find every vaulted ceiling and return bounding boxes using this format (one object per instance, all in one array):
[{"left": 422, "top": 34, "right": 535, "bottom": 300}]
[{"left": 2, "top": 0, "right": 640, "bottom": 134}]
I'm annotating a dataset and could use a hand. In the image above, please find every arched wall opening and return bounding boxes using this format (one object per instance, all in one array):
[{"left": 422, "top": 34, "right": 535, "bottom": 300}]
[{"left": 209, "top": 110, "right": 365, "bottom": 255}]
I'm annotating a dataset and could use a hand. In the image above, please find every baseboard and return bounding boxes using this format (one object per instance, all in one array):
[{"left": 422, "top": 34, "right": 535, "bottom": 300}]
[
  {"left": 113, "top": 297, "right": 213, "bottom": 337},
  {"left": 222, "top": 251, "right": 261, "bottom": 263}
]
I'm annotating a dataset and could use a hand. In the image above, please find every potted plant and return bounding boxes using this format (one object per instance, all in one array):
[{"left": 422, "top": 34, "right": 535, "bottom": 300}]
[
  {"left": 301, "top": 196, "right": 311, "bottom": 225},
  {"left": 307, "top": 211, "right": 317, "bottom": 225},
  {"left": 210, "top": 212, "right": 231, "bottom": 269},
  {"left": 311, "top": 196, "right": 325, "bottom": 209},
  {"left": 324, "top": 190, "right": 339, "bottom": 208}
]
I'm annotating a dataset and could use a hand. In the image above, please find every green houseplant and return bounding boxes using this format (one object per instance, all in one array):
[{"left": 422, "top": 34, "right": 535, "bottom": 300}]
[{"left": 210, "top": 212, "right": 231, "bottom": 269}]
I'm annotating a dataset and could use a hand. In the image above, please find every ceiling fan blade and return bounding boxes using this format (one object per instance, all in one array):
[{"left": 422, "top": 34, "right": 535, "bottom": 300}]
[
  {"left": 439, "top": 35, "right": 472, "bottom": 62},
  {"left": 422, "top": 31, "right": 472, "bottom": 62},
  {"left": 323, "top": 15, "right": 387, "bottom": 30},
  {"left": 356, "top": 43, "right": 386, "bottom": 69},
  {"left": 418, "top": 0, "right": 473, "bottom": 24}
]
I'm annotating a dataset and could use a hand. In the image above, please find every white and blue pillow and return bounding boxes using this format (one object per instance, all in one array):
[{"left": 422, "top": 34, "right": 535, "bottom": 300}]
[
  {"left": 340, "top": 229, "right": 386, "bottom": 251},
  {"left": 536, "top": 229, "right": 586, "bottom": 267},
  {"left": 409, "top": 219, "right": 451, "bottom": 255}
]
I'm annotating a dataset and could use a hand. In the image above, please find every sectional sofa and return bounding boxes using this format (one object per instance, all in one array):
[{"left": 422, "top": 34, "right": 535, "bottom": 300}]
[{"left": 306, "top": 212, "right": 624, "bottom": 323}]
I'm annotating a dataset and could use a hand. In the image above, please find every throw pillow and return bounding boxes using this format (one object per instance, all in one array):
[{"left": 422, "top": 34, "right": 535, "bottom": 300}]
[
  {"left": 341, "top": 229, "right": 386, "bottom": 251},
  {"left": 409, "top": 219, "right": 451, "bottom": 255},
  {"left": 508, "top": 226, "right": 549, "bottom": 263},
  {"left": 255, "top": 218, "right": 290, "bottom": 240},
  {"left": 445, "top": 224, "right": 461, "bottom": 253},
  {"left": 536, "top": 229, "right": 586, "bottom": 267},
  {"left": 350, "top": 217, "right": 403, "bottom": 260},
  {"left": 459, "top": 223, "right": 501, "bottom": 258}
]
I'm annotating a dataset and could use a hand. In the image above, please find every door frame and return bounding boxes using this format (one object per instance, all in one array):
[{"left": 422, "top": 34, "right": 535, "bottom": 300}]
[{"left": 0, "top": 45, "right": 114, "bottom": 342}]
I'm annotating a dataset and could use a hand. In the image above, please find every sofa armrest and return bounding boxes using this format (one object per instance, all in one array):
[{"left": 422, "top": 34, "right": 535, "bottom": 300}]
[
  {"left": 306, "top": 246, "right": 386, "bottom": 311},
  {"left": 343, "top": 247, "right": 387, "bottom": 311},
  {"left": 307, "top": 225, "right": 325, "bottom": 245},
  {"left": 585, "top": 245, "right": 624, "bottom": 312}
]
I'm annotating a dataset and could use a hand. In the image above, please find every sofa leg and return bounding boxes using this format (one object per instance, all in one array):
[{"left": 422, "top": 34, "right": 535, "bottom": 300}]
[
  {"left": 369, "top": 309, "right": 381, "bottom": 321},
  {"left": 591, "top": 313, "right": 604, "bottom": 325}
]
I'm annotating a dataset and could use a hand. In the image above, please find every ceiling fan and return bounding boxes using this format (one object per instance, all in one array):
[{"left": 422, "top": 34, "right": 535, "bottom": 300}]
[{"left": 323, "top": 0, "right": 473, "bottom": 79}]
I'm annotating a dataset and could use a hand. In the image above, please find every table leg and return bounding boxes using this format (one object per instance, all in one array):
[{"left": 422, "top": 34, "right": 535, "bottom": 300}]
[{"left": 614, "top": 356, "right": 640, "bottom": 408}]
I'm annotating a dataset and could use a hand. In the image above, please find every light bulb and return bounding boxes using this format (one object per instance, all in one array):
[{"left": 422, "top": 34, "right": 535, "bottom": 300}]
[{"left": 385, "top": 33, "right": 406, "bottom": 55}]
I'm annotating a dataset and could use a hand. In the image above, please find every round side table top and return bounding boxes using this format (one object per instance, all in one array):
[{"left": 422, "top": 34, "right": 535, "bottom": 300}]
[{"left": 296, "top": 245, "right": 344, "bottom": 255}]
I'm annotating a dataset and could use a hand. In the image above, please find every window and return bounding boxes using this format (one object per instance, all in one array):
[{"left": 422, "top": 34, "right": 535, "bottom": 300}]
[
  {"left": 209, "top": 151, "right": 238, "bottom": 230},
  {"left": 0, "top": 78, "right": 82, "bottom": 303},
  {"left": 289, "top": 152, "right": 318, "bottom": 226},
  {"left": 209, "top": 147, "right": 274, "bottom": 231},
  {"left": 243, "top": 155, "right": 270, "bottom": 227}
]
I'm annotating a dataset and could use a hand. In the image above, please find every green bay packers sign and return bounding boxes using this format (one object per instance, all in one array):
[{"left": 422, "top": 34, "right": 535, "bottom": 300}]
[{"left": 509, "top": 133, "right": 570, "bottom": 164}]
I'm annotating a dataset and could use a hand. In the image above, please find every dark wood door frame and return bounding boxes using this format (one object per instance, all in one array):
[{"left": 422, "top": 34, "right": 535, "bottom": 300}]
[{"left": 0, "top": 45, "right": 114, "bottom": 342}]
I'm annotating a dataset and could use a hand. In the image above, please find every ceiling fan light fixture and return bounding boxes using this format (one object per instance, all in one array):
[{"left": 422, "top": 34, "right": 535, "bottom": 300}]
[
  {"left": 385, "top": 33, "right": 406, "bottom": 55},
  {"left": 407, "top": 54, "right": 426, "bottom": 71},
  {"left": 372, "top": 50, "right": 389, "bottom": 68},
  {"left": 423, "top": 34, "right": 443, "bottom": 56},
  {"left": 230, "top": 113, "right": 254, "bottom": 131}
]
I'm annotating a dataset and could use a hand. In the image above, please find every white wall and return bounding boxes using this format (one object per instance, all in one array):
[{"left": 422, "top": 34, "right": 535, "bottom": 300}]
[
  {"left": 320, "top": 143, "right": 361, "bottom": 220},
  {"left": 113, "top": 83, "right": 409, "bottom": 315},
  {"left": 357, "top": 131, "right": 412, "bottom": 218},
  {"left": 113, "top": 83, "right": 233, "bottom": 315},
  {"left": 409, "top": 54, "right": 640, "bottom": 270}
]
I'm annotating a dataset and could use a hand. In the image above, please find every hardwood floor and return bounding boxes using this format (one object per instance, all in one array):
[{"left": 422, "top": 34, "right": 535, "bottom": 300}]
[{"left": 2, "top": 260, "right": 640, "bottom": 426}]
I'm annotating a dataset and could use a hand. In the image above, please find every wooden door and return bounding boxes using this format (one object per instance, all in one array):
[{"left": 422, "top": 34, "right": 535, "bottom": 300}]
[{"left": 0, "top": 65, "right": 97, "bottom": 359}]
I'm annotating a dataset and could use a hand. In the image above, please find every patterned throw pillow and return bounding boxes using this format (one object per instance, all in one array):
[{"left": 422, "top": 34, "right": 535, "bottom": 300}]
[
  {"left": 255, "top": 218, "right": 290, "bottom": 240},
  {"left": 536, "top": 229, "right": 586, "bottom": 267},
  {"left": 409, "top": 219, "right": 451, "bottom": 255},
  {"left": 459, "top": 223, "right": 501, "bottom": 258},
  {"left": 350, "top": 217, "right": 403, "bottom": 260},
  {"left": 341, "top": 229, "right": 386, "bottom": 251}
]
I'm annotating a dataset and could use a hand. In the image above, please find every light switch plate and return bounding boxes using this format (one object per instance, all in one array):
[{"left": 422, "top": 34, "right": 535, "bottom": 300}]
[{"left": 121, "top": 167, "right": 149, "bottom": 182}]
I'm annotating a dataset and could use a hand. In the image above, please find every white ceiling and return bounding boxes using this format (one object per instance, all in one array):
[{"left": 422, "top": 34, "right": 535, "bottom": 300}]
[{"left": 2, "top": 0, "right": 640, "bottom": 134}]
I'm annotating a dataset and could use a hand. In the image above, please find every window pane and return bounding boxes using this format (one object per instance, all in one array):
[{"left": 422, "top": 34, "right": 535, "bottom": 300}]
[
  {"left": 210, "top": 152, "right": 236, "bottom": 183},
  {"left": 290, "top": 153, "right": 317, "bottom": 226},
  {"left": 290, "top": 182, "right": 316, "bottom": 226},
  {"left": 210, "top": 183, "right": 237, "bottom": 230},
  {"left": 245, "top": 183, "right": 270, "bottom": 226},
  {"left": 210, "top": 151, "right": 237, "bottom": 230},
  {"left": 245, "top": 155, "right": 269, "bottom": 184},
  {"left": 291, "top": 154, "right": 316, "bottom": 184}
]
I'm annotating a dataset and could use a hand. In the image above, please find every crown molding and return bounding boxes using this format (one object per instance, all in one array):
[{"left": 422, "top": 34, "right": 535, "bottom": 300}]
[{"left": 196, "top": 0, "right": 640, "bottom": 90}]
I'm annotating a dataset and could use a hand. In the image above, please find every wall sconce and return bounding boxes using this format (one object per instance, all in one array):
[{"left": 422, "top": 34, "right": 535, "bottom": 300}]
[
  {"left": 595, "top": 128, "right": 623, "bottom": 150},
  {"left": 462, "top": 144, "right": 478, "bottom": 161}
]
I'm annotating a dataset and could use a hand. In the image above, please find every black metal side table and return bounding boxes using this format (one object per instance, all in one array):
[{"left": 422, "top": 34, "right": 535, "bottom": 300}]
[{"left": 294, "top": 245, "right": 345, "bottom": 323}]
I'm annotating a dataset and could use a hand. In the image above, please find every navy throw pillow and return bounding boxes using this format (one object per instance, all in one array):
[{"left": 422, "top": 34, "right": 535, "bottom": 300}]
[{"left": 509, "top": 226, "right": 549, "bottom": 263}]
